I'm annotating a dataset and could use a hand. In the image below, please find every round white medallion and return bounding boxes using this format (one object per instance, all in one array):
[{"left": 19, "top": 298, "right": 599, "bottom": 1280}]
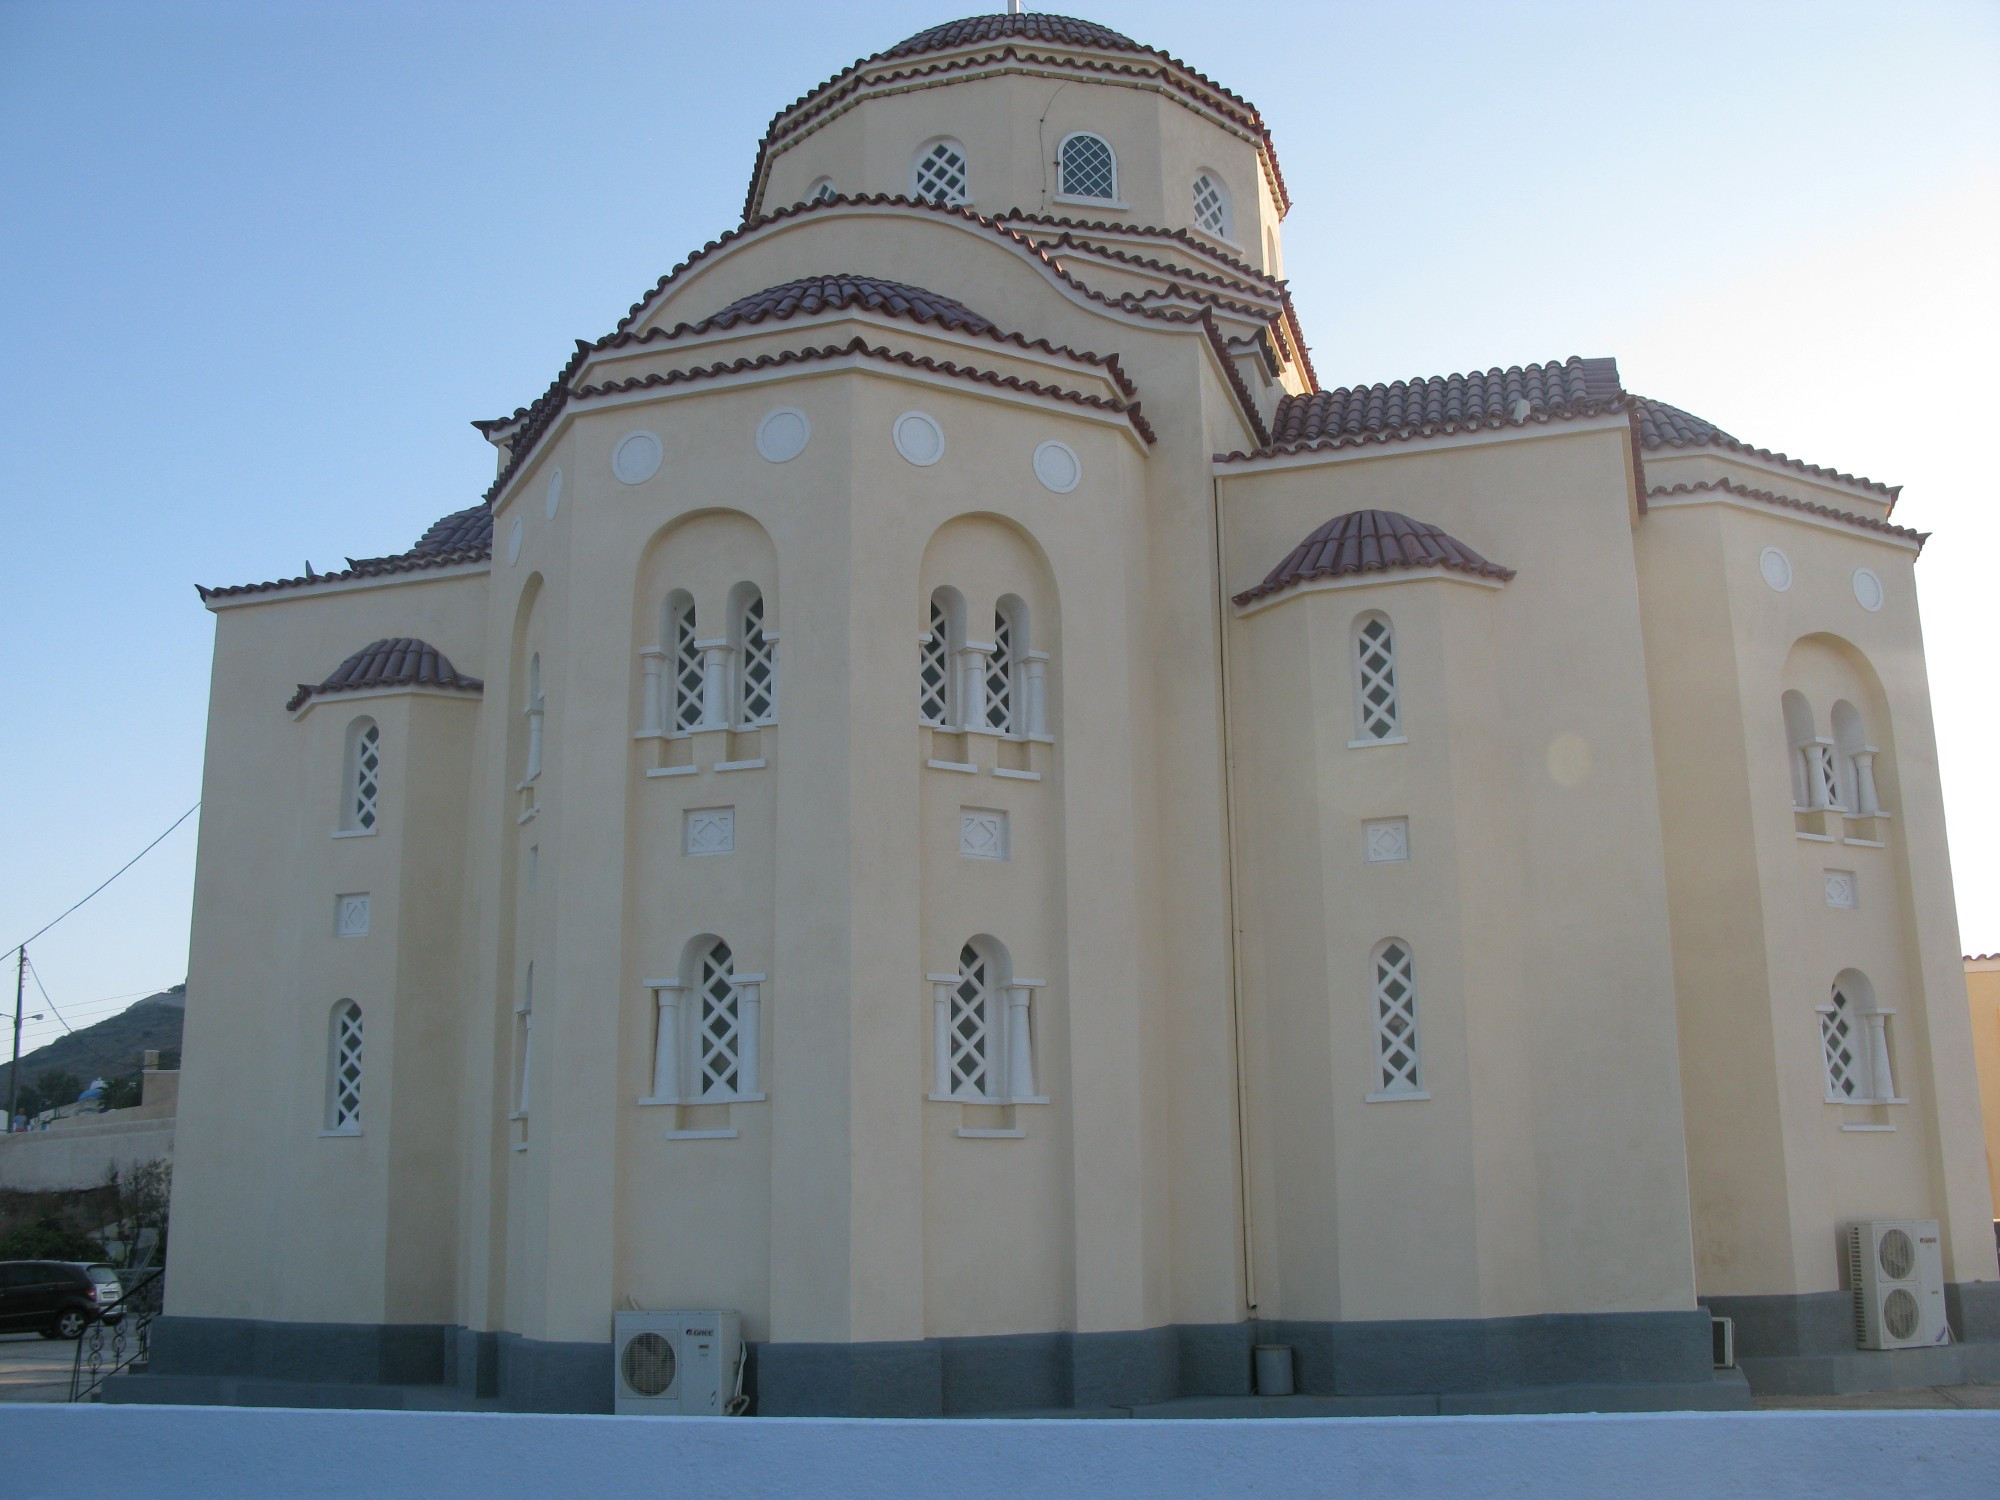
[
  {"left": 1852, "top": 567, "right": 1884, "bottom": 612},
  {"left": 1759, "top": 546, "right": 1793, "bottom": 592},
  {"left": 612, "top": 430, "right": 663, "bottom": 485},
  {"left": 545, "top": 466, "right": 564, "bottom": 518},
  {"left": 1032, "top": 440, "right": 1081, "bottom": 494},
  {"left": 893, "top": 411, "right": 945, "bottom": 467},
  {"left": 757, "top": 407, "right": 811, "bottom": 463},
  {"left": 507, "top": 517, "right": 523, "bottom": 565}
]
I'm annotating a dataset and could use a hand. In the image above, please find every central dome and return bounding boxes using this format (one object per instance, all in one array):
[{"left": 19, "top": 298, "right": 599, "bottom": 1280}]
[{"left": 882, "top": 12, "right": 1143, "bottom": 59}]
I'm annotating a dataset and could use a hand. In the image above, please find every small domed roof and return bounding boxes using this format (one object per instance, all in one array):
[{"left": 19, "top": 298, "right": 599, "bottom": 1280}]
[
  {"left": 883, "top": 13, "right": 1141, "bottom": 58},
  {"left": 1234, "top": 509, "right": 1514, "bottom": 607},
  {"left": 287, "top": 638, "right": 484, "bottom": 713},
  {"left": 698, "top": 275, "right": 994, "bottom": 335}
]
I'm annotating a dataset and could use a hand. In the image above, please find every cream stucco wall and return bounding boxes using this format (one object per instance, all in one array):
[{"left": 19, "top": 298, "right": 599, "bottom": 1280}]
[{"left": 1967, "top": 959, "right": 2000, "bottom": 1224}]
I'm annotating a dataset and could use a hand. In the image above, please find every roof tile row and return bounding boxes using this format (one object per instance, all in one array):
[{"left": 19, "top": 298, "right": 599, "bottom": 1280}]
[{"left": 1646, "top": 478, "right": 1925, "bottom": 546}]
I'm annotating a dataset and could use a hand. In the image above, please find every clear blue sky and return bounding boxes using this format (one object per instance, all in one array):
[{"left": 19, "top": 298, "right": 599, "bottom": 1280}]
[{"left": 2, "top": 1, "right": 1995, "bottom": 1057}]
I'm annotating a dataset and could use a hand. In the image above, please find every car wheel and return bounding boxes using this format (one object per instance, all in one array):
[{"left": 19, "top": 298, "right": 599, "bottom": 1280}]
[{"left": 47, "top": 1309, "right": 87, "bottom": 1340}]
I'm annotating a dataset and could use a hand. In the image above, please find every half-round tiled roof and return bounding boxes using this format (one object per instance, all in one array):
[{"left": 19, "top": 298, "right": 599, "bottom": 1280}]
[
  {"left": 1270, "top": 357, "right": 1625, "bottom": 451},
  {"left": 884, "top": 13, "right": 1141, "bottom": 58},
  {"left": 1630, "top": 395, "right": 1895, "bottom": 499},
  {"left": 286, "top": 638, "right": 484, "bottom": 713},
  {"left": 696, "top": 275, "right": 994, "bottom": 335},
  {"left": 1234, "top": 510, "right": 1515, "bottom": 607},
  {"left": 410, "top": 504, "right": 494, "bottom": 555}
]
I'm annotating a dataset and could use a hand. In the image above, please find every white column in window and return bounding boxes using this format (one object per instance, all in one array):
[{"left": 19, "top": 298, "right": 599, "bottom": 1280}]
[
  {"left": 1805, "top": 740, "right": 1840, "bottom": 810},
  {"left": 647, "top": 979, "right": 685, "bottom": 1103},
  {"left": 1005, "top": 980, "right": 1045, "bottom": 1100},
  {"left": 956, "top": 641, "right": 992, "bottom": 735},
  {"left": 1022, "top": 650, "right": 1050, "bottom": 739},
  {"left": 735, "top": 975, "right": 763, "bottom": 1097},
  {"left": 928, "top": 975, "right": 957, "bottom": 1097},
  {"left": 1866, "top": 1010, "right": 1899, "bottom": 1101},
  {"left": 697, "top": 640, "right": 734, "bottom": 732},
  {"left": 1852, "top": 749, "right": 1881, "bottom": 816},
  {"left": 639, "top": 648, "right": 667, "bottom": 737}
]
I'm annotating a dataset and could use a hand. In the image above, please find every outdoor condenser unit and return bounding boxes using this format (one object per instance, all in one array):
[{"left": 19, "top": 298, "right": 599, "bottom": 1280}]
[
  {"left": 613, "top": 1309, "right": 743, "bottom": 1415},
  {"left": 1847, "top": 1220, "right": 1947, "bottom": 1351}
]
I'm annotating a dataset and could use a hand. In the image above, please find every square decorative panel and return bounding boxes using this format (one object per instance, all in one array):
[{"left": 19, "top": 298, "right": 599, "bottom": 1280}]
[
  {"left": 336, "top": 893, "right": 370, "bottom": 938},
  {"left": 1824, "top": 870, "right": 1857, "bottom": 909},
  {"left": 685, "top": 808, "right": 735, "bottom": 857},
  {"left": 960, "top": 809, "right": 1008, "bottom": 861},
  {"left": 1364, "top": 818, "right": 1410, "bottom": 864}
]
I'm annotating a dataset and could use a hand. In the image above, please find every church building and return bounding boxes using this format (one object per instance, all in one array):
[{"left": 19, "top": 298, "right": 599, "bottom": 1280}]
[{"left": 143, "top": 12, "right": 1999, "bottom": 1414}]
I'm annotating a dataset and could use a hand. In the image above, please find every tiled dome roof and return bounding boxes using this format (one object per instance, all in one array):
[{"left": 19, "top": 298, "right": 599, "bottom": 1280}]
[
  {"left": 698, "top": 275, "right": 994, "bottom": 335},
  {"left": 883, "top": 13, "right": 1141, "bottom": 58},
  {"left": 286, "top": 638, "right": 484, "bottom": 713},
  {"left": 410, "top": 504, "right": 494, "bottom": 555},
  {"left": 1234, "top": 510, "right": 1515, "bottom": 607}
]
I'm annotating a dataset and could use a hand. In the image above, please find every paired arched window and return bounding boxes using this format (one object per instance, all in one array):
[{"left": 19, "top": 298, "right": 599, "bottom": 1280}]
[
  {"left": 930, "top": 937, "right": 1038, "bottom": 1103},
  {"left": 1369, "top": 940, "right": 1423, "bottom": 1098},
  {"left": 1781, "top": 692, "right": 1884, "bottom": 817},
  {"left": 735, "top": 586, "right": 778, "bottom": 726},
  {"left": 1192, "top": 172, "right": 1230, "bottom": 239},
  {"left": 669, "top": 593, "right": 702, "bottom": 733},
  {"left": 644, "top": 585, "right": 777, "bottom": 739},
  {"left": 647, "top": 937, "right": 763, "bottom": 1104},
  {"left": 1353, "top": 613, "right": 1401, "bottom": 742},
  {"left": 1819, "top": 970, "right": 1900, "bottom": 1104},
  {"left": 326, "top": 1000, "right": 364, "bottom": 1132},
  {"left": 342, "top": 719, "right": 381, "bottom": 832},
  {"left": 913, "top": 140, "right": 969, "bottom": 205},
  {"left": 918, "top": 589, "right": 1046, "bottom": 737},
  {"left": 1058, "top": 132, "right": 1116, "bottom": 199},
  {"left": 920, "top": 590, "right": 960, "bottom": 727}
]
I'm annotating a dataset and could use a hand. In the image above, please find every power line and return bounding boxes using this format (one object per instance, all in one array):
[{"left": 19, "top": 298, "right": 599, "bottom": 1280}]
[
  {"left": 20, "top": 958, "right": 137, "bottom": 1078},
  {"left": 5, "top": 801, "right": 200, "bottom": 954}
]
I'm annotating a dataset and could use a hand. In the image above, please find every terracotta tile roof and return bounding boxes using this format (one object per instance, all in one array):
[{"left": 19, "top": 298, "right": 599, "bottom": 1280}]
[
  {"left": 699, "top": 275, "right": 995, "bottom": 334},
  {"left": 1234, "top": 509, "right": 1515, "bottom": 607},
  {"left": 1646, "top": 478, "right": 1926, "bottom": 547},
  {"left": 746, "top": 13, "right": 1289, "bottom": 220},
  {"left": 571, "top": 334, "right": 1157, "bottom": 443},
  {"left": 1968, "top": 954, "right": 2000, "bottom": 963},
  {"left": 1632, "top": 396, "right": 1897, "bottom": 501},
  {"left": 286, "top": 638, "right": 483, "bottom": 713},
  {"left": 199, "top": 506, "right": 493, "bottom": 602}
]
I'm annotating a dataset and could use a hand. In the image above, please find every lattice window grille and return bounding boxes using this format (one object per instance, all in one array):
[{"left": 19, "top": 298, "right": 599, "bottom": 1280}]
[
  {"left": 352, "top": 724, "right": 381, "bottom": 831},
  {"left": 1060, "top": 135, "right": 1116, "bottom": 199},
  {"left": 920, "top": 600, "right": 951, "bottom": 725},
  {"left": 1372, "top": 943, "right": 1421, "bottom": 1094},
  {"left": 331, "top": 1002, "right": 364, "bottom": 1130},
  {"left": 1814, "top": 745, "right": 1842, "bottom": 810},
  {"left": 1821, "top": 985, "right": 1864, "bottom": 1101},
  {"left": 740, "top": 594, "right": 777, "bottom": 725},
  {"left": 950, "top": 945, "right": 994, "bottom": 1098},
  {"left": 1193, "top": 174, "right": 1226, "bottom": 237},
  {"left": 915, "top": 143, "right": 968, "bottom": 204},
  {"left": 986, "top": 611, "right": 1014, "bottom": 733},
  {"left": 1356, "top": 617, "right": 1400, "bottom": 740},
  {"left": 696, "top": 941, "right": 741, "bottom": 1099},
  {"left": 672, "top": 605, "right": 703, "bottom": 733}
]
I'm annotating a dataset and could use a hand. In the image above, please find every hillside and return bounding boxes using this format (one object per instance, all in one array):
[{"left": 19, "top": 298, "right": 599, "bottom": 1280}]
[{"left": 0, "top": 984, "right": 185, "bottom": 1102}]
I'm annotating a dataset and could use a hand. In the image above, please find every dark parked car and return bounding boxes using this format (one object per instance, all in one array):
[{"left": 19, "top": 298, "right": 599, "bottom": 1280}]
[{"left": 0, "top": 1260, "right": 106, "bottom": 1339}]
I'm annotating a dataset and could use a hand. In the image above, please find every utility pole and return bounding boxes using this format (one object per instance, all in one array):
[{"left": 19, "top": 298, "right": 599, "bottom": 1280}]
[{"left": 7, "top": 946, "right": 22, "bottom": 1130}]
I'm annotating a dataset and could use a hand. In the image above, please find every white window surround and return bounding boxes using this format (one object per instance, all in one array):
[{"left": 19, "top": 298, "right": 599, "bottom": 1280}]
[
  {"left": 1818, "top": 976, "right": 1904, "bottom": 1106},
  {"left": 640, "top": 952, "right": 765, "bottom": 1106},
  {"left": 919, "top": 594, "right": 1051, "bottom": 741},
  {"left": 1191, "top": 171, "right": 1232, "bottom": 242},
  {"left": 1367, "top": 940, "right": 1425, "bottom": 1101},
  {"left": 639, "top": 588, "right": 778, "bottom": 741},
  {"left": 326, "top": 999, "right": 364, "bottom": 1133},
  {"left": 926, "top": 952, "right": 1048, "bottom": 1106},
  {"left": 342, "top": 720, "right": 382, "bottom": 834},
  {"left": 1352, "top": 614, "right": 1401, "bottom": 745},
  {"left": 912, "top": 140, "right": 969, "bottom": 205},
  {"left": 737, "top": 590, "right": 778, "bottom": 726},
  {"left": 1056, "top": 131, "right": 1117, "bottom": 201}
]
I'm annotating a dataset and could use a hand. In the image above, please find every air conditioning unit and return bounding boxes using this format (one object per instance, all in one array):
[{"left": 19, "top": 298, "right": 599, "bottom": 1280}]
[
  {"left": 613, "top": 1309, "right": 743, "bottom": 1415},
  {"left": 1848, "top": 1220, "right": 1947, "bottom": 1351}
]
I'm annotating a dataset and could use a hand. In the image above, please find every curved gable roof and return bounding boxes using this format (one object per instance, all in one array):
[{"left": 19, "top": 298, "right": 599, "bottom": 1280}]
[
  {"left": 286, "top": 638, "right": 483, "bottom": 713},
  {"left": 1234, "top": 509, "right": 1515, "bottom": 607}
]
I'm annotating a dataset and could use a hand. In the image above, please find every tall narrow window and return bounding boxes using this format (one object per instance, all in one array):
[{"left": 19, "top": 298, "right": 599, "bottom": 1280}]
[
  {"left": 739, "top": 590, "right": 777, "bottom": 726},
  {"left": 949, "top": 943, "right": 995, "bottom": 1099},
  {"left": 920, "top": 592, "right": 957, "bottom": 727},
  {"left": 515, "top": 964, "right": 534, "bottom": 1116},
  {"left": 1370, "top": 941, "right": 1422, "bottom": 1097},
  {"left": 524, "top": 653, "right": 544, "bottom": 782},
  {"left": 985, "top": 606, "right": 1014, "bottom": 734},
  {"left": 1058, "top": 133, "right": 1116, "bottom": 199},
  {"left": 1820, "top": 971, "right": 1899, "bottom": 1104},
  {"left": 1830, "top": 700, "right": 1883, "bottom": 817},
  {"left": 913, "top": 141, "right": 969, "bottom": 204},
  {"left": 327, "top": 1000, "right": 364, "bottom": 1132},
  {"left": 694, "top": 939, "right": 744, "bottom": 1100},
  {"left": 672, "top": 598, "right": 703, "bottom": 733},
  {"left": 649, "top": 936, "right": 761, "bottom": 1104},
  {"left": 344, "top": 720, "right": 381, "bottom": 832},
  {"left": 1354, "top": 614, "right": 1401, "bottom": 741},
  {"left": 1192, "top": 173, "right": 1229, "bottom": 238}
]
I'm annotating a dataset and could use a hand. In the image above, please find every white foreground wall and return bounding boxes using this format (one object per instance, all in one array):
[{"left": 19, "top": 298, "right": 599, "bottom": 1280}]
[{"left": 5, "top": 1407, "right": 1997, "bottom": 1499}]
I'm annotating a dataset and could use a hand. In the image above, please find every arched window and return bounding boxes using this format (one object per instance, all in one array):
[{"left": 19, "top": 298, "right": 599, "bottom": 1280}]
[
  {"left": 326, "top": 1000, "right": 364, "bottom": 1132},
  {"left": 806, "top": 177, "right": 837, "bottom": 203},
  {"left": 1353, "top": 613, "right": 1401, "bottom": 742},
  {"left": 343, "top": 719, "right": 381, "bottom": 832},
  {"left": 648, "top": 937, "right": 762, "bottom": 1104},
  {"left": 1058, "top": 132, "right": 1116, "bottom": 199},
  {"left": 1192, "top": 172, "right": 1230, "bottom": 239},
  {"left": 1830, "top": 700, "right": 1883, "bottom": 817},
  {"left": 523, "top": 653, "right": 544, "bottom": 782},
  {"left": 930, "top": 937, "right": 1039, "bottom": 1104},
  {"left": 920, "top": 588, "right": 962, "bottom": 727},
  {"left": 1820, "top": 970, "right": 1900, "bottom": 1104},
  {"left": 985, "top": 603, "right": 1017, "bottom": 734},
  {"left": 669, "top": 593, "right": 703, "bottom": 733},
  {"left": 1369, "top": 940, "right": 1423, "bottom": 1098},
  {"left": 1782, "top": 690, "right": 1836, "bottom": 810},
  {"left": 913, "top": 140, "right": 969, "bottom": 205},
  {"left": 736, "top": 586, "right": 778, "bottom": 726},
  {"left": 515, "top": 963, "right": 533, "bottom": 1118}
]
